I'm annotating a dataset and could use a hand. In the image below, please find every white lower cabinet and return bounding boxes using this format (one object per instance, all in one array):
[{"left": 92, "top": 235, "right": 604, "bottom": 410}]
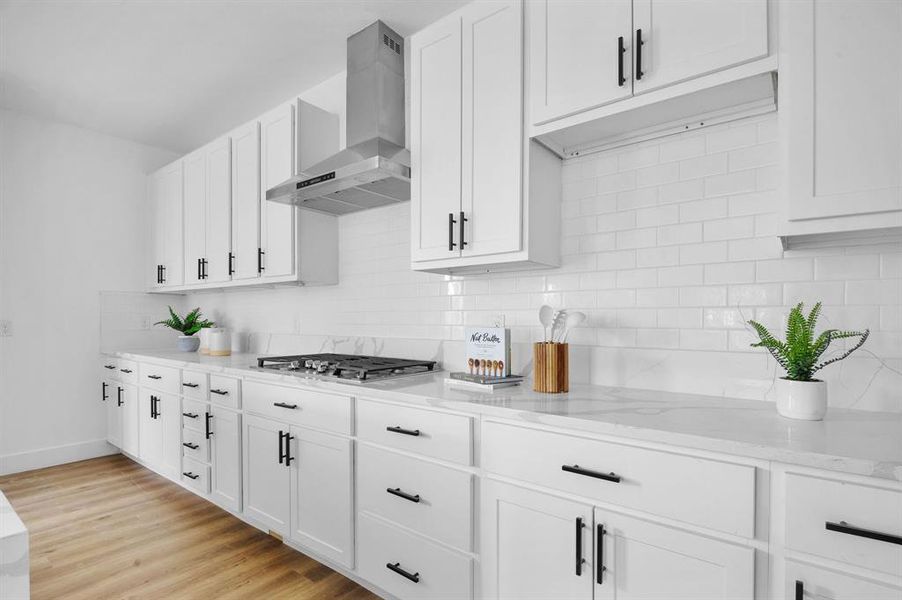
[
  {"left": 481, "top": 480, "right": 754, "bottom": 600},
  {"left": 785, "top": 560, "right": 902, "bottom": 600},
  {"left": 139, "top": 389, "right": 180, "bottom": 478},
  {"left": 103, "top": 379, "right": 121, "bottom": 449},
  {"left": 242, "top": 414, "right": 290, "bottom": 533},
  {"left": 119, "top": 383, "right": 139, "bottom": 457},
  {"left": 210, "top": 406, "right": 242, "bottom": 513}
]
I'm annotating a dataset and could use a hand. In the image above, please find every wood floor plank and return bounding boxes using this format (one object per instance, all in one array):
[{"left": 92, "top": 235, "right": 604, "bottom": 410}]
[{"left": 0, "top": 455, "right": 380, "bottom": 599}]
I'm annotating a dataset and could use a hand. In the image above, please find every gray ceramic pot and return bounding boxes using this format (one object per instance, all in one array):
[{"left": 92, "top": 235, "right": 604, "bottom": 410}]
[{"left": 177, "top": 335, "right": 200, "bottom": 352}]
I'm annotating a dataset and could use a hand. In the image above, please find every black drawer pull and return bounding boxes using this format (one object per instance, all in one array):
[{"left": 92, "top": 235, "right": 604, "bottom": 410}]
[
  {"left": 826, "top": 520, "right": 902, "bottom": 546},
  {"left": 386, "top": 562, "right": 419, "bottom": 583},
  {"left": 102, "top": 382, "right": 108, "bottom": 402},
  {"left": 635, "top": 28, "right": 644, "bottom": 80},
  {"left": 183, "top": 442, "right": 199, "bottom": 450},
  {"left": 448, "top": 212, "right": 457, "bottom": 251},
  {"left": 575, "top": 517, "right": 585, "bottom": 576},
  {"left": 273, "top": 402, "right": 298, "bottom": 410},
  {"left": 386, "top": 425, "right": 420, "bottom": 437},
  {"left": 562, "top": 464, "right": 621, "bottom": 483},
  {"left": 182, "top": 382, "right": 199, "bottom": 388},
  {"left": 795, "top": 580, "right": 803, "bottom": 600},
  {"left": 147, "top": 375, "right": 162, "bottom": 380},
  {"left": 117, "top": 387, "right": 123, "bottom": 406},
  {"left": 210, "top": 389, "right": 229, "bottom": 395},
  {"left": 182, "top": 472, "right": 199, "bottom": 480},
  {"left": 104, "top": 364, "right": 116, "bottom": 370},
  {"left": 182, "top": 412, "right": 199, "bottom": 419},
  {"left": 119, "top": 368, "right": 132, "bottom": 374},
  {"left": 205, "top": 412, "right": 213, "bottom": 439},
  {"left": 617, "top": 36, "right": 626, "bottom": 87},
  {"left": 596, "top": 524, "right": 606, "bottom": 584},
  {"left": 387, "top": 487, "right": 421, "bottom": 503}
]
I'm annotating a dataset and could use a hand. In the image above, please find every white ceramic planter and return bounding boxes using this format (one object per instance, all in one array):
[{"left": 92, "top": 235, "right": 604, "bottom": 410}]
[
  {"left": 775, "top": 378, "right": 828, "bottom": 420},
  {"left": 176, "top": 335, "right": 200, "bottom": 352}
]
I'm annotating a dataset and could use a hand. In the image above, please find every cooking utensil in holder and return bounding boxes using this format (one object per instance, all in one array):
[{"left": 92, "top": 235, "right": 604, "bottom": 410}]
[{"left": 533, "top": 342, "right": 569, "bottom": 393}]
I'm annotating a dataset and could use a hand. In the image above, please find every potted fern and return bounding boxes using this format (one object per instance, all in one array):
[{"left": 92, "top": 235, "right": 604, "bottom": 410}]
[
  {"left": 155, "top": 306, "right": 215, "bottom": 352},
  {"left": 748, "top": 302, "right": 869, "bottom": 420}
]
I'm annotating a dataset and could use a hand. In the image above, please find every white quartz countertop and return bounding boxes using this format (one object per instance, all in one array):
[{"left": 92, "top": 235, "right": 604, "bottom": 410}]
[{"left": 112, "top": 349, "right": 902, "bottom": 482}]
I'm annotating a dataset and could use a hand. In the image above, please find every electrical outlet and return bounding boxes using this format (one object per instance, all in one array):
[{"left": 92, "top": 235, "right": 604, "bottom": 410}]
[{"left": 0, "top": 320, "right": 11, "bottom": 337}]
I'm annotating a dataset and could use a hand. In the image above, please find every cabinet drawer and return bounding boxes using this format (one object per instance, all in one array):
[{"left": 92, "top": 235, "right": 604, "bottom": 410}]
[
  {"left": 357, "top": 400, "right": 472, "bottom": 465},
  {"left": 181, "top": 428, "right": 210, "bottom": 463},
  {"left": 112, "top": 359, "right": 138, "bottom": 384},
  {"left": 243, "top": 380, "right": 351, "bottom": 435},
  {"left": 181, "top": 370, "right": 208, "bottom": 400},
  {"left": 785, "top": 559, "right": 902, "bottom": 599},
  {"left": 358, "top": 444, "right": 473, "bottom": 551},
  {"left": 100, "top": 357, "right": 120, "bottom": 378},
  {"left": 209, "top": 375, "right": 241, "bottom": 409},
  {"left": 482, "top": 421, "right": 755, "bottom": 537},
  {"left": 181, "top": 398, "right": 209, "bottom": 434},
  {"left": 357, "top": 512, "right": 471, "bottom": 600},
  {"left": 785, "top": 472, "right": 902, "bottom": 577},
  {"left": 181, "top": 456, "right": 210, "bottom": 495},
  {"left": 139, "top": 363, "right": 180, "bottom": 394}
]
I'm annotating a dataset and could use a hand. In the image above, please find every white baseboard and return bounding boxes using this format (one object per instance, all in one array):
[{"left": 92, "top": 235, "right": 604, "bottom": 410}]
[{"left": 0, "top": 439, "right": 119, "bottom": 476}]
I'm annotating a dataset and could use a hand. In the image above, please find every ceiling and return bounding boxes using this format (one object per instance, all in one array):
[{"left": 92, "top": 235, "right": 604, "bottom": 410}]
[{"left": 0, "top": 0, "right": 467, "bottom": 153}]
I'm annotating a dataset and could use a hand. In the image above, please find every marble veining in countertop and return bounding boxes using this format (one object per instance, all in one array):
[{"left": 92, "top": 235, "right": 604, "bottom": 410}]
[{"left": 111, "top": 349, "right": 902, "bottom": 482}]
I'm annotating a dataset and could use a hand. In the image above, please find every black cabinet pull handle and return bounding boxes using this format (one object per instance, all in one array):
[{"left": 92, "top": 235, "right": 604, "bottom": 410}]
[
  {"left": 575, "top": 517, "right": 585, "bottom": 576},
  {"left": 273, "top": 402, "right": 298, "bottom": 410},
  {"left": 635, "top": 29, "right": 644, "bottom": 80},
  {"left": 120, "top": 368, "right": 132, "bottom": 374},
  {"left": 147, "top": 374, "right": 162, "bottom": 380},
  {"left": 183, "top": 472, "right": 199, "bottom": 480},
  {"left": 448, "top": 213, "right": 457, "bottom": 251},
  {"left": 826, "top": 520, "right": 902, "bottom": 546},
  {"left": 596, "top": 524, "right": 606, "bottom": 584},
  {"left": 182, "top": 382, "right": 199, "bottom": 388},
  {"left": 117, "top": 387, "right": 123, "bottom": 406},
  {"left": 562, "top": 464, "right": 621, "bottom": 483},
  {"left": 150, "top": 395, "right": 157, "bottom": 419},
  {"left": 156, "top": 265, "right": 160, "bottom": 284},
  {"left": 284, "top": 433, "right": 294, "bottom": 466},
  {"left": 160, "top": 265, "right": 166, "bottom": 283},
  {"left": 257, "top": 248, "right": 265, "bottom": 273},
  {"left": 102, "top": 382, "right": 108, "bottom": 402},
  {"left": 228, "top": 252, "right": 235, "bottom": 276},
  {"left": 210, "top": 389, "right": 229, "bottom": 395},
  {"left": 459, "top": 211, "right": 468, "bottom": 249},
  {"left": 386, "top": 562, "right": 419, "bottom": 583},
  {"left": 205, "top": 412, "right": 213, "bottom": 439},
  {"left": 795, "top": 580, "right": 803, "bottom": 600},
  {"left": 197, "top": 258, "right": 201, "bottom": 281},
  {"left": 386, "top": 425, "right": 421, "bottom": 437},
  {"left": 182, "top": 412, "right": 198, "bottom": 419},
  {"left": 387, "top": 487, "right": 421, "bottom": 503},
  {"left": 202, "top": 258, "right": 207, "bottom": 279},
  {"left": 183, "top": 442, "right": 199, "bottom": 450},
  {"left": 617, "top": 36, "right": 626, "bottom": 86},
  {"left": 104, "top": 364, "right": 116, "bottom": 370},
  {"left": 278, "top": 430, "right": 285, "bottom": 465}
]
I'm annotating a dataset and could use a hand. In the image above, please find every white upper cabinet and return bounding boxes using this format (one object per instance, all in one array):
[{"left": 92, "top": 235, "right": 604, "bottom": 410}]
[
  {"left": 529, "top": 0, "right": 633, "bottom": 125},
  {"left": 260, "top": 103, "right": 295, "bottom": 279},
  {"left": 230, "top": 121, "right": 261, "bottom": 281},
  {"left": 781, "top": 0, "right": 902, "bottom": 243},
  {"left": 149, "top": 159, "right": 184, "bottom": 288},
  {"left": 183, "top": 149, "right": 207, "bottom": 286},
  {"left": 410, "top": 14, "right": 463, "bottom": 262},
  {"left": 410, "top": 0, "right": 561, "bottom": 273},
  {"left": 632, "top": 0, "right": 768, "bottom": 94},
  {"left": 205, "top": 137, "right": 232, "bottom": 283}
]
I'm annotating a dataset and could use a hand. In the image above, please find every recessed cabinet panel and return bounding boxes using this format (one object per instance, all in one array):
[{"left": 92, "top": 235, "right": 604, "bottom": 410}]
[
  {"left": 231, "top": 122, "right": 261, "bottom": 281},
  {"left": 632, "top": 0, "right": 768, "bottom": 94},
  {"left": 242, "top": 414, "right": 289, "bottom": 534},
  {"left": 104, "top": 380, "right": 121, "bottom": 449},
  {"left": 150, "top": 160, "right": 184, "bottom": 288},
  {"left": 529, "top": 0, "right": 632, "bottom": 125},
  {"left": 120, "top": 384, "right": 139, "bottom": 457},
  {"left": 410, "top": 15, "right": 463, "bottom": 262},
  {"left": 206, "top": 137, "right": 232, "bottom": 283},
  {"left": 260, "top": 103, "right": 295, "bottom": 279},
  {"left": 183, "top": 150, "right": 207, "bottom": 286},
  {"left": 210, "top": 406, "right": 242, "bottom": 513}
]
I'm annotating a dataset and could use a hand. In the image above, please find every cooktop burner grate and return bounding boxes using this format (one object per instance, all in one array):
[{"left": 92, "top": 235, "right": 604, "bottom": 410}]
[{"left": 256, "top": 353, "right": 437, "bottom": 381}]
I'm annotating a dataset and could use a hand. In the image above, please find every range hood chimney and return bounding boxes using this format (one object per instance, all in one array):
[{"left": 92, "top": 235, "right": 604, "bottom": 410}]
[{"left": 266, "top": 21, "right": 410, "bottom": 214}]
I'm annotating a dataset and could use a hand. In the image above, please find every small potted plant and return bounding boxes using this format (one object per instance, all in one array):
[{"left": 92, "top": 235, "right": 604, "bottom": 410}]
[
  {"left": 155, "top": 306, "right": 215, "bottom": 352},
  {"left": 748, "top": 302, "right": 869, "bottom": 420}
]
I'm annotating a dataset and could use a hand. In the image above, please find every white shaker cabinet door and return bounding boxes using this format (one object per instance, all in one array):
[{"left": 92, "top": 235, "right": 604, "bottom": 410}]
[
  {"left": 205, "top": 136, "right": 232, "bottom": 283},
  {"left": 593, "top": 507, "right": 754, "bottom": 600},
  {"left": 151, "top": 160, "right": 184, "bottom": 288},
  {"left": 632, "top": 0, "right": 768, "bottom": 94},
  {"left": 481, "top": 480, "right": 593, "bottom": 600},
  {"left": 230, "top": 121, "right": 261, "bottom": 281},
  {"left": 784, "top": 0, "right": 902, "bottom": 222},
  {"left": 410, "top": 14, "right": 463, "bottom": 262},
  {"left": 138, "top": 388, "right": 163, "bottom": 469},
  {"left": 182, "top": 149, "right": 206, "bottom": 285},
  {"left": 242, "top": 414, "right": 289, "bottom": 535},
  {"left": 120, "top": 384, "right": 139, "bottom": 457},
  {"left": 159, "top": 393, "right": 181, "bottom": 479},
  {"left": 260, "top": 103, "right": 296, "bottom": 279},
  {"left": 528, "top": 0, "right": 632, "bottom": 125},
  {"left": 461, "top": 0, "right": 524, "bottom": 259},
  {"left": 289, "top": 426, "right": 353, "bottom": 568},
  {"left": 104, "top": 380, "right": 121, "bottom": 449},
  {"left": 210, "top": 406, "right": 242, "bottom": 513}
]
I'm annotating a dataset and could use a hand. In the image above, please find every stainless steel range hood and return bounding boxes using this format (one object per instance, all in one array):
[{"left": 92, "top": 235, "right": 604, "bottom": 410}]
[{"left": 266, "top": 20, "right": 410, "bottom": 215}]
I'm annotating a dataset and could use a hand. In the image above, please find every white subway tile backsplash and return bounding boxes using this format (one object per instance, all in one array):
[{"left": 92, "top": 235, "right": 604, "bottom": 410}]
[{"left": 190, "top": 114, "right": 901, "bottom": 413}]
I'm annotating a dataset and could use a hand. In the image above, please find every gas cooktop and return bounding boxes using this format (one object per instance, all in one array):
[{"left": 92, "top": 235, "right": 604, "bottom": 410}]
[{"left": 255, "top": 353, "right": 438, "bottom": 383}]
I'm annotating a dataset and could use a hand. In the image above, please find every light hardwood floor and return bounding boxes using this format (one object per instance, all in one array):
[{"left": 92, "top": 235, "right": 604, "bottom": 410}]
[{"left": 0, "top": 454, "right": 380, "bottom": 599}]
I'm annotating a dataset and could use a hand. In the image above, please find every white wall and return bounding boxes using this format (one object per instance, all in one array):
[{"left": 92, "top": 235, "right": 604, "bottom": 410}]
[
  {"left": 0, "top": 109, "right": 177, "bottom": 474},
  {"left": 190, "top": 112, "right": 902, "bottom": 413}
]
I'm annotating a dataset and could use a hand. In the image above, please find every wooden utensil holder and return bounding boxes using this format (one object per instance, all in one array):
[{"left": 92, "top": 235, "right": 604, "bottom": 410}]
[{"left": 533, "top": 342, "right": 569, "bottom": 393}]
